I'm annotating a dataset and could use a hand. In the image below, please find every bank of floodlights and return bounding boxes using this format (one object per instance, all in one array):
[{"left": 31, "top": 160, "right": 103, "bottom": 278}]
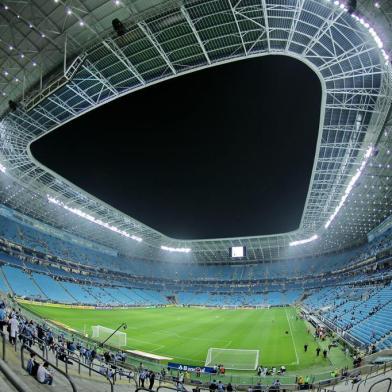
[
  {"left": 325, "top": 146, "right": 374, "bottom": 229},
  {"left": 47, "top": 195, "right": 142, "bottom": 242},
  {"left": 289, "top": 234, "right": 318, "bottom": 247},
  {"left": 161, "top": 246, "right": 191, "bottom": 253}
]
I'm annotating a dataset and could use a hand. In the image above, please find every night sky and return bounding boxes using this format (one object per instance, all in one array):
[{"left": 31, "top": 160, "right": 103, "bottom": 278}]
[{"left": 31, "top": 56, "right": 321, "bottom": 240}]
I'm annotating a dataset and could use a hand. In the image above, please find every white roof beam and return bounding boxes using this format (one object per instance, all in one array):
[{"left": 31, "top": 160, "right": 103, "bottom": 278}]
[
  {"left": 181, "top": 6, "right": 211, "bottom": 65},
  {"left": 102, "top": 39, "right": 145, "bottom": 85},
  {"left": 138, "top": 22, "right": 177, "bottom": 75}
]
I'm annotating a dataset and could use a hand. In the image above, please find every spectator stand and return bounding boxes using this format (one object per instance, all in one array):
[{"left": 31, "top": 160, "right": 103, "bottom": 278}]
[{"left": 0, "top": 296, "right": 139, "bottom": 391}]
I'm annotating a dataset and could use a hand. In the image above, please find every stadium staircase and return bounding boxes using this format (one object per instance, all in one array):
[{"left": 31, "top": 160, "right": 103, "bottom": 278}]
[
  {"left": 101, "top": 288, "right": 120, "bottom": 304},
  {"left": 84, "top": 286, "right": 101, "bottom": 303},
  {"left": 299, "top": 292, "right": 310, "bottom": 302},
  {"left": 165, "top": 295, "right": 177, "bottom": 305},
  {"left": 0, "top": 267, "right": 13, "bottom": 294},
  {"left": 57, "top": 280, "right": 81, "bottom": 303},
  {"left": 133, "top": 289, "right": 152, "bottom": 304},
  {"left": 115, "top": 287, "right": 139, "bottom": 303},
  {"left": 378, "top": 332, "right": 392, "bottom": 349},
  {"left": 30, "top": 275, "right": 49, "bottom": 300}
]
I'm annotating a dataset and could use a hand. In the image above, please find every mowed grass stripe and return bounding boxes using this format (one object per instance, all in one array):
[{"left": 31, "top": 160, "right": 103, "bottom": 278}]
[{"left": 22, "top": 304, "right": 349, "bottom": 373}]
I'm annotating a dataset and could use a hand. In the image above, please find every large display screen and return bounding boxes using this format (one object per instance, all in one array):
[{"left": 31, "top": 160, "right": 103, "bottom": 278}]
[{"left": 230, "top": 246, "right": 246, "bottom": 258}]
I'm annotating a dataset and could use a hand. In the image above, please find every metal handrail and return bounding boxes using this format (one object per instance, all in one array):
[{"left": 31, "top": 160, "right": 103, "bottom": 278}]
[
  {"left": 0, "top": 329, "right": 5, "bottom": 361},
  {"left": 59, "top": 351, "right": 115, "bottom": 392},
  {"left": 116, "top": 366, "right": 138, "bottom": 386},
  {"left": 18, "top": 332, "right": 48, "bottom": 360},
  {"left": 22, "top": 337, "right": 116, "bottom": 392},
  {"left": 20, "top": 324, "right": 120, "bottom": 391},
  {"left": 354, "top": 361, "right": 392, "bottom": 392},
  {"left": 355, "top": 375, "right": 368, "bottom": 391},
  {"left": 157, "top": 384, "right": 190, "bottom": 392},
  {"left": 62, "top": 344, "right": 139, "bottom": 389},
  {"left": 8, "top": 317, "right": 131, "bottom": 392},
  {"left": 368, "top": 377, "right": 392, "bottom": 392},
  {"left": 21, "top": 344, "right": 78, "bottom": 392}
]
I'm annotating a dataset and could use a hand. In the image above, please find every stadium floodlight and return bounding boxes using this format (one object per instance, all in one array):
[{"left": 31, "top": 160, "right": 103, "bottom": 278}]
[
  {"left": 161, "top": 245, "right": 191, "bottom": 253},
  {"left": 325, "top": 146, "right": 373, "bottom": 229},
  {"left": 0, "top": 163, "right": 5, "bottom": 173},
  {"left": 289, "top": 234, "right": 318, "bottom": 247},
  {"left": 47, "top": 195, "right": 142, "bottom": 242}
]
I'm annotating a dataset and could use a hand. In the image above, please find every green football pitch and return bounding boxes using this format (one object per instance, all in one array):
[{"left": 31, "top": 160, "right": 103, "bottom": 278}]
[{"left": 23, "top": 304, "right": 351, "bottom": 375}]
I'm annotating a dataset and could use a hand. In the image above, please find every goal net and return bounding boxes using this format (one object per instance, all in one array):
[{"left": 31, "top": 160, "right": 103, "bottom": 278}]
[
  {"left": 205, "top": 348, "right": 259, "bottom": 370},
  {"left": 91, "top": 325, "right": 127, "bottom": 347}
]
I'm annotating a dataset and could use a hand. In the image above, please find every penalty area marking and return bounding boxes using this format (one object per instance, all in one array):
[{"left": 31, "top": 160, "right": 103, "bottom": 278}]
[
  {"left": 285, "top": 308, "right": 299, "bottom": 365},
  {"left": 125, "top": 336, "right": 165, "bottom": 352}
]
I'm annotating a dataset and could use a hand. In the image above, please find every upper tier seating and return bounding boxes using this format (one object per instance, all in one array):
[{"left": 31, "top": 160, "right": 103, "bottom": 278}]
[{"left": 0, "top": 210, "right": 381, "bottom": 283}]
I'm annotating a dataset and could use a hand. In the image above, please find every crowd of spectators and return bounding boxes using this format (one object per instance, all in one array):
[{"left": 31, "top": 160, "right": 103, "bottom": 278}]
[{"left": 0, "top": 296, "right": 137, "bottom": 387}]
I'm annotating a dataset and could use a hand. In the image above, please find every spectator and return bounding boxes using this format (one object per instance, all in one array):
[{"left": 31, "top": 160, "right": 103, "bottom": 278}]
[
  {"left": 90, "top": 348, "right": 96, "bottom": 363},
  {"left": 178, "top": 372, "right": 185, "bottom": 391},
  {"left": 99, "top": 364, "right": 107, "bottom": 376},
  {"left": 37, "top": 362, "right": 53, "bottom": 385},
  {"left": 297, "top": 376, "right": 304, "bottom": 386},
  {"left": 139, "top": 369, "right": 147, "bottom": 387},
  {"left": 352, "top": 374, "right": 361, "bottom": 384},
  {"left": 26, "top": 353, "right": 37, "bottom": 375},
  {"left": 217, "top": 381, "right": 225, "bottom": 392},
  {"left": 0, "top": 304, "right": 6, "bottom": 332},
  {"left": 253, "top": 383, "right": 262, "bottom": 392},
  {"left": 9, "top": 315, "right": 19, "bottom": 345},
  {"left": 209, "top": 380, "right": 217, "bottom": 392},
  {"left": 149, "top": 370, "right": 155, "bottom": 390},
  {"left": 107, "top": 368, "right": 114, "bottom": 381}
]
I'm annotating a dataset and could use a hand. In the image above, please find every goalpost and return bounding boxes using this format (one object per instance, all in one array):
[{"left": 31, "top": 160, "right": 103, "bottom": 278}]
[
  {"left": 91, "top": 325, "right": 127, "bottom": 347},
  {"left": 205, "top": 348, "right": 259, "bottom": 370}
]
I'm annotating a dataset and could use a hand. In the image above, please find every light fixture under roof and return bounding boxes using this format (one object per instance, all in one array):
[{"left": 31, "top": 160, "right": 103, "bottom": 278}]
[
  {"left": 47, "top": 195, "right": 143, "bottom": 243},
  {"left": 161, "top": 246, "right": 191, "bottom": 253},
  {"left": 289, "top": 234, "right": 318, "bottom": 246},
  {"left": 325, "top": 146, "right": 374, "bottom": 229}
]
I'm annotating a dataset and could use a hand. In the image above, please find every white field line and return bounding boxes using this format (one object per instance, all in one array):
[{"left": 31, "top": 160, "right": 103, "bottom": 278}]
[
  {"left": 126, "top": 336, "right": 165, "bottom": 351},
  {"left": 285, "top": 308, "right": 299, "bottom": 365},
  {"left": 222, "top": 340, "right": 233, "bottom": 349},
  {"left": 151, "top": 329, "right": 232, "bottom": 345}
]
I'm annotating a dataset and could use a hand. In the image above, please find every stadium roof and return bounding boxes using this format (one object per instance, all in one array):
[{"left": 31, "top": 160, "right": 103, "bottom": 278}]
[{"left": 0, "top": 0, "right": 392, "bottom": 263}]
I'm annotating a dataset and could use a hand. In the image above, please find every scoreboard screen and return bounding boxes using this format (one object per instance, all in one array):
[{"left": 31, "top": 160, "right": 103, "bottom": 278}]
[{"left": 230, "top": 246, "right": 246, "bottom": 258}]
